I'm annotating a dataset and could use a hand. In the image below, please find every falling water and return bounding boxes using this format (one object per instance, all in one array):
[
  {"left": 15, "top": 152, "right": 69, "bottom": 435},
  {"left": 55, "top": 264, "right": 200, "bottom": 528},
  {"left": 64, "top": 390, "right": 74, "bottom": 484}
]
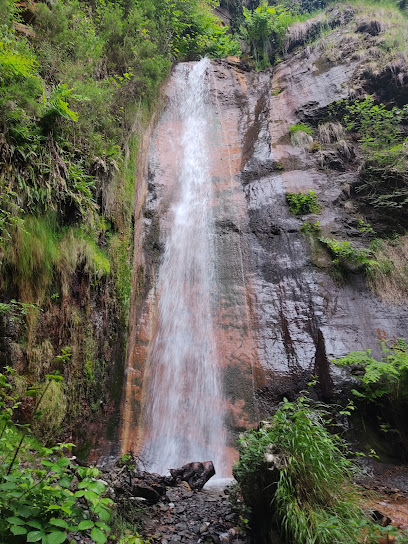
[{"left": 140, "top": 59, "right": 227, "bottom": 476}]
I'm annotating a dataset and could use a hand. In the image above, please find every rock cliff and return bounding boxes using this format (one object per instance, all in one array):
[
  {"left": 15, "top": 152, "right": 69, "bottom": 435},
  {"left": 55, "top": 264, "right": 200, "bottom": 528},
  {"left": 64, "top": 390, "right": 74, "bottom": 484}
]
[{"left": 121, "top": 4, "right": 408, "bottom": 464}]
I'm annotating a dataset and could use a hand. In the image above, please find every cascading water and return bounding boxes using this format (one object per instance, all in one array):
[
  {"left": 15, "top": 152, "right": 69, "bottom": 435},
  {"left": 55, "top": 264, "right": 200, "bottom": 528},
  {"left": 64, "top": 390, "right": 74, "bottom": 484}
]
[{"left": 140, "top": 58, "right": 228, "bottom": 476}]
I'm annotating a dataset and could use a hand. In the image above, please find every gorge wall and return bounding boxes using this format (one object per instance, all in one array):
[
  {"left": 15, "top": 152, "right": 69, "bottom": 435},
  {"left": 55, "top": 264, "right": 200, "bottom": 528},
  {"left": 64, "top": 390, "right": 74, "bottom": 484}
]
[{"left": 121, "top": 5, "right": 408, "bottom": 472}]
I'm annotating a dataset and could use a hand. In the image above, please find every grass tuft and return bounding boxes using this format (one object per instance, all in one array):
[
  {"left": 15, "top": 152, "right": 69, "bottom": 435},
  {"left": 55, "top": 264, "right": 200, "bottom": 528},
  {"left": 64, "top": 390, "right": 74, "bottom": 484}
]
[
  {"left": 5, "top": 215, "right": 59, "bottom": 303},
  {"left": 234, "top": 396, "right": 368, "bottom": 544}
]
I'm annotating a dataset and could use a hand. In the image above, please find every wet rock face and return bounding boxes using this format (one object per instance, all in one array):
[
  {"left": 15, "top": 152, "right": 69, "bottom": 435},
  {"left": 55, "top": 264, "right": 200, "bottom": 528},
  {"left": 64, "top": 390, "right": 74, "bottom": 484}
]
[
  {"left": 242, "top": 20, "right": 408, "bottom": 411},
  {"left": 208, "top": 25, "right": 408, "bottom": 413},
  {"left": 123, "top": 9, "right": 408, "bottom": 464}
]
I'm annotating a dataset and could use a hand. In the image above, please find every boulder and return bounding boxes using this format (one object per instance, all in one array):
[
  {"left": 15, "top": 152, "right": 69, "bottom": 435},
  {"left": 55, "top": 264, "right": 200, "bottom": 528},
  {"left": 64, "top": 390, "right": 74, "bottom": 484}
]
[
  {"left": 169, "top": 461, "right": 215, "bottom": 490},
  {"left": 131, "top": 478, "right": 166, "bottom": 504}
]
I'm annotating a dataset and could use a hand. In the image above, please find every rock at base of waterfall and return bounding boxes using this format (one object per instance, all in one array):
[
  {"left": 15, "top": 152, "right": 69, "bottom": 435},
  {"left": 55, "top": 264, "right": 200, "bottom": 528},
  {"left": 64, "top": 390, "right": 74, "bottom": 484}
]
[
  {"left": 169, "top": 461, "right": 215, "bottom": 490},
  {"left": 131, "top": 477, "right": 167, "bottom": 504}
]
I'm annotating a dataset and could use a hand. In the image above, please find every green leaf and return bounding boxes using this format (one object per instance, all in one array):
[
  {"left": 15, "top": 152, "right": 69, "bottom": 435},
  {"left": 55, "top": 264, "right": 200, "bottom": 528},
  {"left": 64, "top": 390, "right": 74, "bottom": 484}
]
[
  {"left": 77, "top": 520, "right": 95, "bottom": 531},
  {"left": 84, "top": 490, "right": 98, "bottom": 501},
  {"left": 15, "top": 505, "right": 33, "bottom": 517},
  {"left": 27, "top": 530, "right": 46, "bottom": 542},
  {"left": 93, "top": 505, "right": 110, "bottom": 522},
  {"left": 7, "top": 516, "right": 25, "bottom": 525},
  {"left": 11, "top": 526, "right": 28, "bottom": 535},
  {"left": 56, "top": 457, "right": 70, "bottom": 468},
  {"left": 74, "top": 490, "right": 86, "bottom": 498},
  {"left": 0, "top": 481, "right": 19, "bottom": 490},
  {"left": 91, "top": 527, "right": 107, "bottom": 544},
  {"left": 95, "top": 522, "right": 110, "bottom": 532},
  {"left": 58, "top": 477, "right": 71, "bottom": 488},
  {"left": 27, "top": 521, "right": 43, "bottom": 529},
  {"left": 49, "top": 519, "right": 68, "bottom": 529},
  {"left": 45, "top": 531, "right": 67, "bottom": 544}
]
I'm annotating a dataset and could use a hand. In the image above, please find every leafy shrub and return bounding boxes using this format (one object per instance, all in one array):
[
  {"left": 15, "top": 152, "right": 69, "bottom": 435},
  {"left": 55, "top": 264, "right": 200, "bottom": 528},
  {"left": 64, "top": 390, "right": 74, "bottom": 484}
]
[
  {"left": 333, "top": 338, "right": 408, "bottom": 455},
  {"left": 240, "top": 2, "right": 295, "bottom": 69},
  {"left": 300, "top": 220, "right": 321, "bottom": 234},
  {"left": 333, "top": 97, "right": 408, "bottom": 226},
  {"left": 344, "top": 96, "right": 408, "bottom": 149},
  {"left": 160, "top": 0, "right": 241, "bottom": 59},
  {"left": 286, "top": 189, "right": 321, "bottom": 215},
  {"left": 0, "top": 368, "right": 113, "bottom": 544},
  {"left": 234, "top": 396, "right": 368, "bottom": 544}
]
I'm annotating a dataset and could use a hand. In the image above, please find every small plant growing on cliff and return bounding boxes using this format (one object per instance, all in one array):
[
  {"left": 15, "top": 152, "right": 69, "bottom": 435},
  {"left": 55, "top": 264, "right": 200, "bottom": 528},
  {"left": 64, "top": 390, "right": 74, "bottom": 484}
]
[
  {"left": 333, "top": 337, "right": 408, "bottom": 404},
  {"left": 286, "top": 189, "right": 321, "bottom": 215},
  {"left": 233, "top": 396, "right": 370, "bottom": 544},
  {"left": 301, "top": 220, "right": 321, "bottom": 234},
  {"left": 319, "top": 237, "right": 375, "bottom": 270},
  {"left": 289, "top": 123, "right": 313, "bottom": 136}
]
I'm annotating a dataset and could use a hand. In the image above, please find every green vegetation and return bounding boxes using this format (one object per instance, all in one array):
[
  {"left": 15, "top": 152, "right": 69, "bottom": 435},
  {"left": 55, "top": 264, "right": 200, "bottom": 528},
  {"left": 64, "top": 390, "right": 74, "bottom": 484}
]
[
  {"left": 366, "top": 235, "right": 408, "bottom": 303},
  {"left": 319, "top": 237, "right": 376, "bottom": 272},
  {"left": 286, "top": 189, "right": 321, "bottom": 215},
  {"left": 240, "top": 2, "right": 296, "bottom": 69},
  {"left": 0, "top": 367, "right": 113, "bottom": 544},
  {"left": 344, "top": 96, "right": 408, "bottom": 148},
  {"left": 290, "top": 123, "right": 314, "bottom": 135},
  {"left": 327, "top": 93, "right": 408, "bottom": 228},
  {"left": 4, "top": 216, "right": 59, "bottom": 304},
  {"left": 300, "top": 220, "right": 321, "bottom": 234},
  {"left": 334, "top": 337, "right": 408, "bottom": 404},
  {"left": 233, "top": 396, "right": 378, "bottom": 544},
  {"left": 0, "top": 0, "right": 242, "bottom": 448},
  {"left": 342, "top": 96, "right": 408, "bottom": 218},
  {"left": 333, "top": 337, "right": 408, "bottom": 455}
]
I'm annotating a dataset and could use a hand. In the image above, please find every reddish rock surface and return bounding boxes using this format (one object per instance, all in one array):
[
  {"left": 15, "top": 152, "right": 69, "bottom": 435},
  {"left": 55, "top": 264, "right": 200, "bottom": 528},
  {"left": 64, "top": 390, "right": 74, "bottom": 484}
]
[{"left": 120, "top": 8, "right": 408, "bottom": 474}]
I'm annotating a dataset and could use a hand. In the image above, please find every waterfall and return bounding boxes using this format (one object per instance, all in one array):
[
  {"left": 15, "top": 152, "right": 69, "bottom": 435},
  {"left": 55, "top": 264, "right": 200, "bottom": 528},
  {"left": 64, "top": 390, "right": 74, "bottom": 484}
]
[{"left": 140, "top": 58, "right": 228, "bottom": 476}]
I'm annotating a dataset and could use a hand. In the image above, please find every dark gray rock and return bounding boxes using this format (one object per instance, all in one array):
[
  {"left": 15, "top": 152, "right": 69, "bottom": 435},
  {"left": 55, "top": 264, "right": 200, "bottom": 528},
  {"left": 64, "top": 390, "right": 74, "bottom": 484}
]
[{"left": 170, "top": 461, "right": 216, "bottom": 491}]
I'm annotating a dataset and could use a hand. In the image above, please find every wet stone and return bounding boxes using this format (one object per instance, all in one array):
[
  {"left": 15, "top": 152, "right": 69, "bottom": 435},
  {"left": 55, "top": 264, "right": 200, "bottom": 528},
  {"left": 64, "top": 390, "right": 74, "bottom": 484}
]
[{"left": 138, "top": 478, "right": 248, "bottom": 544}]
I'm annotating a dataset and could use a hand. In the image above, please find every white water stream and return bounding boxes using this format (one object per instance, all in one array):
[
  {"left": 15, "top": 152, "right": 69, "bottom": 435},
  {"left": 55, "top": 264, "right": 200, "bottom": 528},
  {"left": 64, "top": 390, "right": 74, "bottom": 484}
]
[{"left": 141, "top": 59, "right": 227, "bottom": 476}]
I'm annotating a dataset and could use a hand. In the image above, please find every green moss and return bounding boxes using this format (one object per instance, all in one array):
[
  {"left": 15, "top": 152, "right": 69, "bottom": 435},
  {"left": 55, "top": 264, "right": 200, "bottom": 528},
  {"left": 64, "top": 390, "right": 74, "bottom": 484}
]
[
  {"left": 109, "top": 232, "right": 132, "bottom": 322},
  {"left": 57, "top": 228, "right": 110, "bottom": 290}
]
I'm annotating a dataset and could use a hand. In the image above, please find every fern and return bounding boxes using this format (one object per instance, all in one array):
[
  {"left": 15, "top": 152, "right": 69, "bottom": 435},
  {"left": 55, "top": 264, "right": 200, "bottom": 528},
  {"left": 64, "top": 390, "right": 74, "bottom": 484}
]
[
  {"left": 41, "top": 84, "right": 87, "bottom": 129},
  {"left": 333, "top": 339, "right": 408, "bottom": 403}
]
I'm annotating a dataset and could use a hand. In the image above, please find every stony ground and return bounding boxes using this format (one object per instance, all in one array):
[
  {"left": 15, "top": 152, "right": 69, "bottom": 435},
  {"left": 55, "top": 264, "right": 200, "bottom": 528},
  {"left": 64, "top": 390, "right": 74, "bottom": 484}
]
[
  {"left": 358, "top": 462, "right": 408, "bottom": 532},
  {"left": 140, "top": 479, "right": 248, "bottom": 544}
]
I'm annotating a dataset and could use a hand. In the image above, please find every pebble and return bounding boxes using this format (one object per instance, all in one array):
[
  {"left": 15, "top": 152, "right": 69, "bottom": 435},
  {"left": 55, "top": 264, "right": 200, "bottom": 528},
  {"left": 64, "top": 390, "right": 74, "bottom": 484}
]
[{"left": 111, "top": 470, "right": 250, "bottom": 544}]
